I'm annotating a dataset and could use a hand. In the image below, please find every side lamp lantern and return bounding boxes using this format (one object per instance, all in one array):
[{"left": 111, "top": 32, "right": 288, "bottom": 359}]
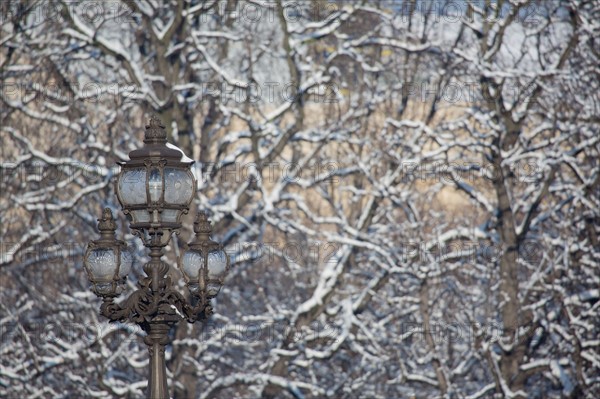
[
  {"left": 179, "top": 211, "right": 230, "bottom": 301},
  {"left": 84, "top": 208, "right": 132, "bottom": 296}
]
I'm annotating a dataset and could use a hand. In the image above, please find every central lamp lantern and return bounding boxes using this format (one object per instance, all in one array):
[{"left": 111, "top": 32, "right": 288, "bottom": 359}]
[
  {"left": 83, "top": 116, "right": 230, "bottom": 399},
  {"left": 116, "top": 116, "right": 196, "bottom": 245}
]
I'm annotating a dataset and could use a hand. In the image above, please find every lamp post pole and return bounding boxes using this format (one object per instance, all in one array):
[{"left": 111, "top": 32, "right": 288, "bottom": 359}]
[{"left": 84, "top": 117, "right": 230, "bottom": 399}]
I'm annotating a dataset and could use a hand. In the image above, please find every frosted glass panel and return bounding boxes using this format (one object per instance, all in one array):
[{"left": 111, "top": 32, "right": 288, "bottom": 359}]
[
  {"left": 119, "top": 249, "right": 133, "bottom": 277},
  {"left": 86, "top": 248, "right": 117, "bottom": 280},
  {"left": 119, "top": 169, "right": 147, "bottom": 205},
  {"left": 131, "top": 210, "right": 151, "bottom": 223},
  {"left": 187, "top": 283, "right": 200, "bottom": 295},
  {"left": 182, "top": 250, "right": 204, "bottom": 279},
  {"left": 148, "top": 168, "right": 162, "bottom": 202},
  {"left": 207, "top": 250, "right": 228, "bottom": 279},
  {"left": 206, "top": 283, "right": 221, "bottom": 298},
  {"left": 165, "top": 168, "right": 194, "bottom": 205},
  {"left": 161, "top": 209, "right": 180, "bottom": 223}
]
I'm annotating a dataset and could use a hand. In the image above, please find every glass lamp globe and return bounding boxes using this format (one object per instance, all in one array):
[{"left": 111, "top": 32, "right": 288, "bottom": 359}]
[
  {"left": 178, "top": 212, "right": 230, "bottom": 299},
  {"left": 116, "top": 116, "right": 196, "bottom": 240},
  {"left": 84, "top": 208, "right": 133, "bottom": 297}
]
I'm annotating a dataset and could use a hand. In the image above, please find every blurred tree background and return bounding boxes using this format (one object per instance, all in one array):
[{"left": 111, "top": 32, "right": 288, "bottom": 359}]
[{"left": 1, "top": 1, "right": 598, "bottom": 398}]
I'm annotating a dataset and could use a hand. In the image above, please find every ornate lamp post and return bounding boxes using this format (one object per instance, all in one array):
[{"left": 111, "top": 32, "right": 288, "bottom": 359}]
[{"left": 83, "top": 116, "right": 230, "bottom": 399}]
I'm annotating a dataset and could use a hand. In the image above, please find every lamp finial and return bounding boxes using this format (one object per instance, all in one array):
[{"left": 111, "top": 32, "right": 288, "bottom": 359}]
[
  {"left": 194, "top": 211, "right": 212, "bottom": 235},
  {"left": 98, "top": 208, "right": 117, "bottom": 232},
  {"left": 144, "top": 115, "right": 167, "bottom": 143}
]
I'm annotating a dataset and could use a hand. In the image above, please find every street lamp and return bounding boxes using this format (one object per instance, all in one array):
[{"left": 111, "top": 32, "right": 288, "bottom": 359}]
[{"left": 83, "top": 116, "right": 230, "bottom": 399}]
